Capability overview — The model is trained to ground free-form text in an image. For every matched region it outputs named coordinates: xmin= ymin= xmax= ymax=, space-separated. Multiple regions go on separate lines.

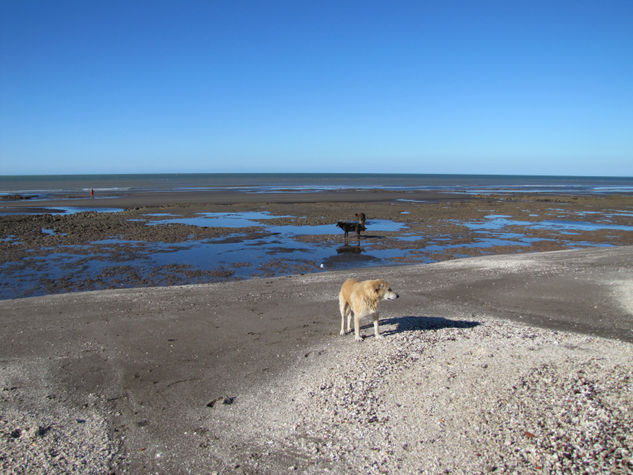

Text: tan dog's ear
xmin=374 ymin=281 xmax=383 ymax=293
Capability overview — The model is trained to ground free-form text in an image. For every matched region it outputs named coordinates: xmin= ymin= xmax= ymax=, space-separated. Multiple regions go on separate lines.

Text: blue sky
xmin=1 ymin=0 xmax=632 ymax=176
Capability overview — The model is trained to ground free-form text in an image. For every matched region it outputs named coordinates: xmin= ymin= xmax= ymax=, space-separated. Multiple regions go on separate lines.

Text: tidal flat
xmin=1 ymin=190 xmax=632 ymax=299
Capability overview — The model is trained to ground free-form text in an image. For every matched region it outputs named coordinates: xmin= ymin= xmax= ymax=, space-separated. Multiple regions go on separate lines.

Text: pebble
xmin=223 ymin=316 xmax=633 ymax=473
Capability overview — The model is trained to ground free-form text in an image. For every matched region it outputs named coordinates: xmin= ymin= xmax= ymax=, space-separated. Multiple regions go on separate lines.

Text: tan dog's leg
xmin=346 ymin=309 xmax=353 ymax=334
xmin=354 ymin=312 xmax=362 ymax=341
xmin=339 ymin=296 xmax=348 ymax=335
xmin=373 ymin=312 xmax=383 ymax=339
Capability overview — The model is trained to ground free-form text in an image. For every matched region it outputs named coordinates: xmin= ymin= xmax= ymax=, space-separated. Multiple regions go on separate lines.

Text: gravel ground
xmin=0 ymin=361 xmax=120 ymax=473
xmin=212 ymin=315 xmax=633 ymax=473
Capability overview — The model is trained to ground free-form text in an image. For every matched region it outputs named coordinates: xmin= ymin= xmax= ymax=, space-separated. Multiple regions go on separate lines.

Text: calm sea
xmin=1 ymin=173 xmax=633 ymax=197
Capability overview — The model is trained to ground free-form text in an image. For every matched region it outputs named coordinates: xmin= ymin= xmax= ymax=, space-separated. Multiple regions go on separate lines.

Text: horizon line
xmin=2 ymin=171 xmax=633 ymax=179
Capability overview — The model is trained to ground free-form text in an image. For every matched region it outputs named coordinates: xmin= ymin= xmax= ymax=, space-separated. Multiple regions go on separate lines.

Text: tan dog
xmin=339 ymin=278 xmax=399 ymax=341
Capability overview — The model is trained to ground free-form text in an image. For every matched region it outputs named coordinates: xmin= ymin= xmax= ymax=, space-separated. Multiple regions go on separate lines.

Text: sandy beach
xmin=1 ymin=245 xmax=632 ymax=473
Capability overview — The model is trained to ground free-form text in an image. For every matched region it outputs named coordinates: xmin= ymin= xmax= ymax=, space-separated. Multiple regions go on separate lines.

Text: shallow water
xmin=0 ymin=206 xmax=124 ymax=216
xmin=1 ymin=233 xmax=415 ymax=299
xmin=145 ymin=212 xmax=407 ymax=235
xmin=2 ymin=209 xmax=631 ymax=300
xmin=463 ymin=215 xmax=633 ymax=232
xmin=147 ymin=211 xmax=276 ymax=228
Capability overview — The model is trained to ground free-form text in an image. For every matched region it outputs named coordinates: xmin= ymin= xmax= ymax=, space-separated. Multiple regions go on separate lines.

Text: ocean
xmin=2 ymin=173 xmax=633 ymax=198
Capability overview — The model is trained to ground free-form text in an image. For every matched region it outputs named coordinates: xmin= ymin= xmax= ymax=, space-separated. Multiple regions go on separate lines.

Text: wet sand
xmin=1 ymin=246 xmax=632 ymax=473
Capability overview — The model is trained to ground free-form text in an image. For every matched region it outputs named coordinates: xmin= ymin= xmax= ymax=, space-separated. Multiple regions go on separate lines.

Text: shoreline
xmin=1 ymin=246 xmax=632 ymax=472
xmin=0 ymin=188 xmax=467 ymax=209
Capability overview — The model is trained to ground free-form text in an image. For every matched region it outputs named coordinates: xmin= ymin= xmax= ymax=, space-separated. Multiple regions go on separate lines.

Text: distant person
xmin=90 ymin=188 xmax=95 ymax=199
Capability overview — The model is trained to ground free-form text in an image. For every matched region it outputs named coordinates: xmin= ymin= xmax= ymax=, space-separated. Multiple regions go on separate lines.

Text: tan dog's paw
xmin=354 ymin=335 xmax=363 ymax=342
xmin=375 ymin=334 xmax=384 ymax=340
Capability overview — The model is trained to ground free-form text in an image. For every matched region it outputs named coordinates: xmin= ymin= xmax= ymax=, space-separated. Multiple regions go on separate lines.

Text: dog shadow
xmin=375 ymin=315 xmax=481 ymax=336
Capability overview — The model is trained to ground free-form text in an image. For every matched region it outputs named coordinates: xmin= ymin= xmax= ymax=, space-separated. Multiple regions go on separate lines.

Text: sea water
xmin=2 ymin=173 xmax=633 ymax=198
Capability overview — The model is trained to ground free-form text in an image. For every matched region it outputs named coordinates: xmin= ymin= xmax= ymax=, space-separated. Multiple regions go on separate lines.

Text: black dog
xmin=337 ymin=221 xmax=366 ymax=238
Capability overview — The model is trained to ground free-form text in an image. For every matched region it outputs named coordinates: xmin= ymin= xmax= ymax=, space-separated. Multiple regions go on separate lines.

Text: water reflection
xmin=337 ymin=242 xmax=362 ymax=254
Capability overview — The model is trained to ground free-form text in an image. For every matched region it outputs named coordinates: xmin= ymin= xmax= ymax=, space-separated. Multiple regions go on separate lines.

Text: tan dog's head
xmin=373 ymin=279 xmax=399 ymax=301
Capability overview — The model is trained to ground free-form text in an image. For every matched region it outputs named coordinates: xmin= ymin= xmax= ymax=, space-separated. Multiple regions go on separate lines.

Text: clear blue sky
xmin=1 ymin=0 xmax=632 ymax=176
